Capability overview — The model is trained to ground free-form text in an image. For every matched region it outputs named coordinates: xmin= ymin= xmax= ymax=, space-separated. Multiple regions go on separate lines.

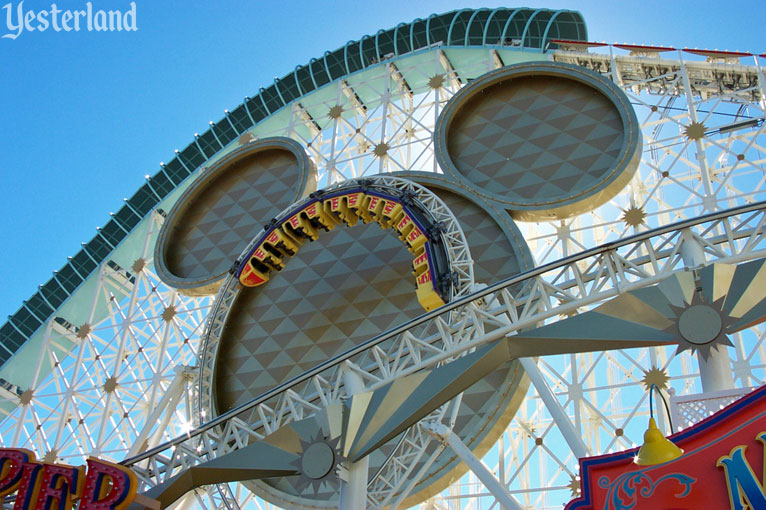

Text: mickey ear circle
xmin=434 ymin=62 xmax=641 ymax=221
xmin=154 ymin=137 xmax=316 ymax=295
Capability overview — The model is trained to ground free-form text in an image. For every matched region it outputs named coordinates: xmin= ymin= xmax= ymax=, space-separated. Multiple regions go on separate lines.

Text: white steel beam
xmin=340 ymin=79 xmax=366 ymax=114
xmin=389 ymin=62 xmax=413 ymax=98
xmin=293 ymin=102 xmax=322 ymax=138
xmin=677 ymin=52 xmax=715 ymax=209
xmin=438 ymin=49 xmax=462 ymax=90
xmin=519 ymin=358 xmax=589 ymax=460
xmin=425 ymin=423 xmax=524 ymax=510
xmin=127 ymin=366 xmax=193 ymax=457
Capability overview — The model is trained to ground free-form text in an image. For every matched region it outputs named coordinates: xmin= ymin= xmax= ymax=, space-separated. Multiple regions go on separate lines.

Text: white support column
xmin=697 ymin=348 xmax=735 ymax=393
xmin=519 ymin=358 xmax=589 ymax=460
xmin=680 ymin=228 xmax=735 ymax=392
xmin=339 ymin=363 xmax=369 ymax=510
xmin=425 ymin=423 xmax=524 ymax=510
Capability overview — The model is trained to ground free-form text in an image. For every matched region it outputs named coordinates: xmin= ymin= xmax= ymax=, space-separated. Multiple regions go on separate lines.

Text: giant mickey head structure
xmin=148 ymin=62 xmax=654 ymax=509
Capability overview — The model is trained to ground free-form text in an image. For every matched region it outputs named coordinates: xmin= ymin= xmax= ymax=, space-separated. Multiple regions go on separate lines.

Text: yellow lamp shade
xmin=634 ymin=417 xmax=683 ymax=466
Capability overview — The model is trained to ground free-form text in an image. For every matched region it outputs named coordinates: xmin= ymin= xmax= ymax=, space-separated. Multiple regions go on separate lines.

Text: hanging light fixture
xmin=635 ymin=384 xmax=684 ymax=466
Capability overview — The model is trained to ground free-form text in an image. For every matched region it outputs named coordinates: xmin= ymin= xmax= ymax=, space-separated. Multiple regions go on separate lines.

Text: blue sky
xmin=1 ymin=0 xmax=764 ymax=321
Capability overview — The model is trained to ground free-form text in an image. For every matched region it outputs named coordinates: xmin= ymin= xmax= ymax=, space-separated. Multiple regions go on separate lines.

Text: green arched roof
xmin=0 ymin=7 xmax=586 ymax=366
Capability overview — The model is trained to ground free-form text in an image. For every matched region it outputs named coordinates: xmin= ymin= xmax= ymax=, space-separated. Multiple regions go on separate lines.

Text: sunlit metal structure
xmin=1 ymin=7 xmax=765 ymax=510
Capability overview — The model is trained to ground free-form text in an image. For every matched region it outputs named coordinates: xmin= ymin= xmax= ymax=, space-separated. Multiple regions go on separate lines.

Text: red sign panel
xmin=566 ymin=385 xmax=766 ymax=510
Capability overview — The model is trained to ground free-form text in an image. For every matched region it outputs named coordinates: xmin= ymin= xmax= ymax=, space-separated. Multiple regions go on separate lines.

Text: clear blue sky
xmin=1 ymin=0 xmax=764 ymax=321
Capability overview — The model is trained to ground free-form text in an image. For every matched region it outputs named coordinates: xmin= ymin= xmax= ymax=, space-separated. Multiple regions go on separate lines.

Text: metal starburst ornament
xmin=290 ymin=433 xmax=345 ymax=494
xmin=567 ymin=475 xmax=581 ymax=497
xmin=665 ymin=290 xmax=737 ymax=360
xmin=684 ymin=121 xmax=707 ymax=140
xmin=622 ymin=205 xmax=647 ymax=227
xmin=503 ymin=259 xmax=766 ymax=364
xmin=641 ymin=367 xmax=670 ymax=391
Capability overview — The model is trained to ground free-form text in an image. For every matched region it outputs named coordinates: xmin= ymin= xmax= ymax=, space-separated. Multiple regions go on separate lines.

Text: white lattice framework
xmin=0 ymin=46 xmax=764 ymax=510
xmin=668 ymin=386 xmax=754 ymax=431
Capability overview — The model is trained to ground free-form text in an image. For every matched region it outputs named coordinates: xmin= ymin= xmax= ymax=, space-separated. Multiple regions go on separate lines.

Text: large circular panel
xmin=154 ymin=137 xmax=316 ymax=295
xmin=207 ymin=175 xmax=532 ymax=509
xmin=434 ymin=62 xmax=641 ymax=221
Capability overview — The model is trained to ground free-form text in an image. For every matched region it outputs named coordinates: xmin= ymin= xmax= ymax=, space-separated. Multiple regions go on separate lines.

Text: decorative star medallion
xmin=328 ymin=104 xmax=344 ymax=119
xmin=665 ymin=291 xmax=736 ymax=360
xmin=428 ymin=74 xmax=445 ymax=89
xmin=622 ymin=205 xmax=646 ymax=227
xmin=291 ymin=433 xmax=345 ymax=493
xmin=373 ymin=142 xmax=390 ymax=158
xmin=684 ymin=121 xmax=707 ymax=140
xmin=641 ymin=367 xmax=670 ymax=391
